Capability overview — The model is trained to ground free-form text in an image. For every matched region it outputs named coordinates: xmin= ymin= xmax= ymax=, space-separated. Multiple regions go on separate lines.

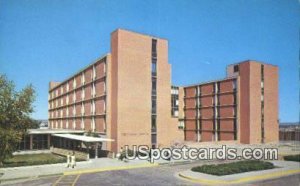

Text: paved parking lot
xmin=5 ymin=162 xmax=300 ymax=186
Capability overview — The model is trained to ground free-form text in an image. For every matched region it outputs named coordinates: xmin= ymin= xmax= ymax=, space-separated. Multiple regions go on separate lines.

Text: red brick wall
xmin=185 ymin=131 xmax=196 ymax=141
xmin=201 ymin=132 xmax=213 ymax=142
xmin=202 ymin=120 xmax=213 ymax=130
xmin=201 ymin=84 xmax=214 ymax=94
xmin=185 ymin=120 xmax=196 ymax=130
xmin=185 ymin=87 xmax=196 ymax=97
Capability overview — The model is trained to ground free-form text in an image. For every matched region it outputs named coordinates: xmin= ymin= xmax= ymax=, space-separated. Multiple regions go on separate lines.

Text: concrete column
xmin=47 ymin=134 xmax=51 ymax=149
xmin=29 ymin=134 xmax=33 ymax=150
xmin=95 ymin=143 xmax=98 ymax=159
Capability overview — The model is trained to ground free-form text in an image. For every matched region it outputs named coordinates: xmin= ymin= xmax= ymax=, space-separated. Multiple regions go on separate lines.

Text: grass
xmin=284 ymin=154 xmax=300 ymax=162
xmin=1 ymin=153 xmax=84 ymax=168
xmin=191 ymin=160 xmax=275 ymax=176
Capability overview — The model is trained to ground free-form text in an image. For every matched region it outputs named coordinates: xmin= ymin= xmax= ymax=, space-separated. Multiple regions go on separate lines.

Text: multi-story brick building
xmin=183 ymin=61 xmax=279 ymax=144
xmin=48 ymin=29 xmax=183 ymax=153
xmin=47 ymin=29 xmax=279 ymax=156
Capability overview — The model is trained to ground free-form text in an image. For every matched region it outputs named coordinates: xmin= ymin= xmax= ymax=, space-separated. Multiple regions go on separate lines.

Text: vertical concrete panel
xmin=239 ymin=62 xmax=251 ymax=143
xmin=264 ymin=65 xmax=279 ymax=143
xmin=249 ymin=62 xmax=262 ymax=144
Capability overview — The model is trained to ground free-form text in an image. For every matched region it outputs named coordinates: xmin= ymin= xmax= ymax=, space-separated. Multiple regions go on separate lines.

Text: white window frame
xmin=73 ymin=78 xmax=76 ymax=88
xmin=73 ymin=119 xmax=76 ymax=129
xmin=91 ymin=117 xmax=95 ymax=132
xmin=66 ymin=107 xmax=69 ymax=117
xmin=73 ymin=105 xmax=76 ymax=116
xmin=81 ymin=88 xmax=85 ymax=100
xmin=93 ymin=65 xmax=96 ymax=79
xmin=81 ymin=118 xmax=84 ymax=129
xmin=73 ymin=91 xmax=76 ymax=102
xmin=81 ymin=103 xmax=85 ymax=115
xmin=92 ymin=83 xmax=96 ymax=97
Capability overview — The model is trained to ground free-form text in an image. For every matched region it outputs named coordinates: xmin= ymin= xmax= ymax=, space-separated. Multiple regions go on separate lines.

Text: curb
xmin=178 ymin=169 xmax=300 ymax=185
xmin=0 ymin=173 xmax=63 ymax=183
xmin=63 ymin=163 xmax=159 ymax=175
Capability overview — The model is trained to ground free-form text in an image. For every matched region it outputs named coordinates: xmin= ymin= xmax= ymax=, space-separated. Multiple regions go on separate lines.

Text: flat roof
xmin=49 ymin=53 xmax=110 ymax=91
xmin=182 ymin=76 xmax=237 ymax=88
xmin=52 ymin=133 xmax=114 ymax=142
xmin=28 ymin=129 xmax=84 ymax=134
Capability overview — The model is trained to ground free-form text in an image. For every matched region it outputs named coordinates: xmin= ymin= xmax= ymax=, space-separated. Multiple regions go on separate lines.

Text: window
xmin=73 ymin=92 xmax=76 ymax=102
xmin=92 ymin=83 xmax=96 ymax=97
xmin=81 ymin=118 xmax=84 ymax=129
xmin=92 ymin=101 xmax=96 ymax=114
xmin=152 ymin=39 xmax=157 ymax=58
xmin=151 ymin=134 xmax=157 ymax=144
xmin=152 ymin=100 xmax=156 ymax=114
xmin=233 ymin=80 xmax=237 ymax=91
xmin=81 ymin=103 xmax=85 ymax=115
xmin=152 ymin=62 xmax=157 ymax=76
xmin=152 ymin=79 xmax=156 ymax=91
xmin=91 ymin=117 xmax=95 ymax=131
xmin=151 ymin=116 xmax=156 ymax=132
xmin=81 ymin=88 xmax=85 ymax=99
xmin=93 ymin=66 xmax=96 ymax=79
xmin=73 ymin=106 xmax=76 ymax=115
xmin=233 ymin=65 xmax=239 ymax=72
xmin=73 ymin=78 xmax=76 ymax=88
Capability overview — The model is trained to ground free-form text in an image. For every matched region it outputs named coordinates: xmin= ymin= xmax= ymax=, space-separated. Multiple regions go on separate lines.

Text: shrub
xmin=191 ymin=160 xmax=275 ymax=176
xmin=0 ymin=153 xmax=85 ymax=168
xmin=284 ymin=154 xmax=300 ymax=162
xmin=118 ymin=149 xmax=148 ymax=161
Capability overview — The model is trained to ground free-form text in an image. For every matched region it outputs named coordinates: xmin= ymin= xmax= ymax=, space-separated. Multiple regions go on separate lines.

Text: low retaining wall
xmin=50 ymin=147 xmax=89 ymax=160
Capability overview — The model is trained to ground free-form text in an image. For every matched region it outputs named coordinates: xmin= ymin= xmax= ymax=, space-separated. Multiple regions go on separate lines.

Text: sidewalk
xmin=178 ymin=160 xmax=300 ymax=185
xmin=0 ymin=158 xmax=158 ymax=184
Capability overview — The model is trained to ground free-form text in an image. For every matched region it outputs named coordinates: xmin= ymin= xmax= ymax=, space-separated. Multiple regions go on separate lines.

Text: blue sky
xmin=0 ymin=0 xmax=299 ymax=122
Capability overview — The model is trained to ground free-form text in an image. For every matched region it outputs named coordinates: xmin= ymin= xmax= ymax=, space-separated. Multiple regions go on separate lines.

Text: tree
xmin=0 ymin=75 xmax=36 ymax=165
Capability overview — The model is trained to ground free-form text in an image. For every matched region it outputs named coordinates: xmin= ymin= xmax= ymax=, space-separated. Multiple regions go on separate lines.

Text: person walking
xmin=66 ymin=152 xmax=71 ymax=168
xmin=71 ymin=151 xmax=76 ymax=168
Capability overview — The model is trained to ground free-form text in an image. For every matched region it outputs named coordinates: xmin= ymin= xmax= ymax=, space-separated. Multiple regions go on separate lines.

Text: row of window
xmin=49 ymin=118 xmax=103 ymax=132
xmin=185 ymin=108 xmax=237 ymax=119
xmin=49 ymin=82 xmax=106 ymax=109
xmin=49 ymin=101 xmax=106 ymax=118
xmin=184 ymin=80 xmax=237 ymax=97
xmin=151 ymin=39 xmax=157 ymax=147
xmin=261 ymin=65 xmax=265 ymax=143
xmin=49 ymin=62 xmax=106 ymax=100
xmin=184 ymin=95 xmax=237 ymax=108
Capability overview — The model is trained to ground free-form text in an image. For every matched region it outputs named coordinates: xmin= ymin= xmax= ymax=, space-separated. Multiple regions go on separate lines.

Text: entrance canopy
xmin=28 ymin=129 xmax=84 ymax=134
xmin=52 ymin=133 xmax=114 ymax=143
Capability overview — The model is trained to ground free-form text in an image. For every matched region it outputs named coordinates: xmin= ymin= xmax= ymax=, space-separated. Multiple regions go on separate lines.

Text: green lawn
xmin=1 ymin=153 xmax=67 ymax=168
xmin=284 ymin=154 xmax=300 ymax=162
xmin=191 ymin=160 xmax=275 ymax=176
